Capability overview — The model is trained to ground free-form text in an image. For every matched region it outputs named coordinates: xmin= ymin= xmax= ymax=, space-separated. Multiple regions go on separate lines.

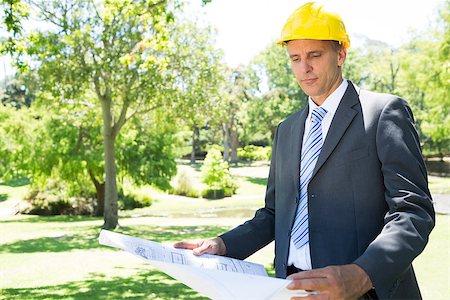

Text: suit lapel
xmin=290 ymin=107 xmax=309 ymax=192
xmin=311 ymin=82 xmax=360 ymax=179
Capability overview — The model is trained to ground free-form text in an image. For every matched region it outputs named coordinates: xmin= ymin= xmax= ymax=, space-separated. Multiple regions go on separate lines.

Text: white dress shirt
xmin=287 ymin=79 xmax=348 ymax=270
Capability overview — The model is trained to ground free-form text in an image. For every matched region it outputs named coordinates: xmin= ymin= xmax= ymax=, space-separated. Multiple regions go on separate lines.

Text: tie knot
xmin=311 ymin=107 xmax=327 ymax=123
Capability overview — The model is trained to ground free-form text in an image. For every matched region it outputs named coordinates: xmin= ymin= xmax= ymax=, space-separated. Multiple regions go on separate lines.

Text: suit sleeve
xmin=354 ymin=97 xmax=435 ymax=290
xmin=219 ymin=125 xmax=279 ymax=259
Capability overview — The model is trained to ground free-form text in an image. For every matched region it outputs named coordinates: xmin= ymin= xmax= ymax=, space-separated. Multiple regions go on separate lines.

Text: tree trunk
xmin=101 ymin=99 xmax=119 ymax=229
xmin=230 ymin=124 xmax=239 ymax=164
xmin=190 ymin=125 xmax=199 ymax=164
xmin=88 ymin=169 xmax=105 ymax=217
xmin=222 ymin=123 xmax=230 ymax=162
xmin=95 ymin=182 xmax=105 ymax=217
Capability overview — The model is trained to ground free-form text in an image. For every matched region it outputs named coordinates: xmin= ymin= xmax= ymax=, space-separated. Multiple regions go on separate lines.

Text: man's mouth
xmin=301 ymin=78 xmax=317 ymax=84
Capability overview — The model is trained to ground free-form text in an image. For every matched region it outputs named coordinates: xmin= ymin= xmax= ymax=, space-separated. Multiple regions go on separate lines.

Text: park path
xmin=433 ymin=194 xmax=450 ymax=215
xmin=0 ymin=198 xmax=21 ymax=216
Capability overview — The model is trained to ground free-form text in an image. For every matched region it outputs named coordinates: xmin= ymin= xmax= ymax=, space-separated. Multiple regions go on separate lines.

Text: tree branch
xmin=88 ymin=168 xmax=101 ymax=189
xmin=114 ymin=72 xmax=139 ymax=132
xmin=149 ymin=0 xmax=167 ymax=10
xmin=30 ymin=0 xmax=78 ymax=34
xmin=89 ymin=0 xmax=103 ymax=23
xmin=125 ymin=103 xmax=164 ymax=124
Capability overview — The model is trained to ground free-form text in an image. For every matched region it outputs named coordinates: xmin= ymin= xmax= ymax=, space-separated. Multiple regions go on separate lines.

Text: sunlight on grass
xmin=414 ymin=214 xmax=450 ymax=300
xmin=428 ymin=176 xmax=450 ymax=194
xmin=0 ymin=183 xmax=29 ymax=210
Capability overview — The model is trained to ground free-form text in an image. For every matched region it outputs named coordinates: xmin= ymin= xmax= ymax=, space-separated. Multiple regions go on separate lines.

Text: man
xmin=175 ymin=2 xmax=435 ymax=299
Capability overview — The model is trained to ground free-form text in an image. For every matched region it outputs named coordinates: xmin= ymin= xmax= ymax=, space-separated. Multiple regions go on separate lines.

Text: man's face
xmin=286 ymin=40 xmax=346 ymax=105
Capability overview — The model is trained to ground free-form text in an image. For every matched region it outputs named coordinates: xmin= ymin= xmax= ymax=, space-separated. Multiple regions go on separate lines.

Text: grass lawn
xmin=414 ymin=214 xmax=450 ymax=300
xmin=428 ymin=175 xmax=450 ymax=194
xmin=0 ymin=215 xmax=236 ymax=299
xmin=0 ymin=164 xmax=449 ymax=299
xmin=0 ymin=213 xmax=448 ymax=300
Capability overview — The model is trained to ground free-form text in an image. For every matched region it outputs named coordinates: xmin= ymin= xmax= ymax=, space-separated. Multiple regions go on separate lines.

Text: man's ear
xmin=338 ymin=47 xmax=347 ymax=67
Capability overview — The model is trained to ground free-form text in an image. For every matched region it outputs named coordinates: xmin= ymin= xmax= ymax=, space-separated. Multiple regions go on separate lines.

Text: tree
xmin=399 ymin=1 xmax=449 ymax=158
xmin=1 ymin=72 xmax=37 ymax=108
xmin=14 ymin=0 xmax=222 ymax=228
xmin=0 ymin=104 xmax=37 ymax=180
xmin=219 ymin=67 xmax=256 ymax=163
xmin=167 ymin=21 xmax=224 ymax=163
xmin=247 ymin=42 xmax=307 ymax=142
xmin=343 ymin=33 xmax=449 ymax=157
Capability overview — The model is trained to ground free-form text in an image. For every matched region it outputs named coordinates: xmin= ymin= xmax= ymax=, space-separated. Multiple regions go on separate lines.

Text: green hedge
xmin=238 ymin=145 xmax=271 ymax=161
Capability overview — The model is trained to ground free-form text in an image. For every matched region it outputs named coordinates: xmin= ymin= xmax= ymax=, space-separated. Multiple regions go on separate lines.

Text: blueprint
xmin=99 ymin=230 xmax=311 ymax=300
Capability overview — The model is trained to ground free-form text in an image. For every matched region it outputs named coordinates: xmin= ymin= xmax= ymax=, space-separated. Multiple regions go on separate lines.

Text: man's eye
xmin=311 ymin=53 xmax=321 ymax=58
xmin=291 ymin=57 xmax=300 ymax=62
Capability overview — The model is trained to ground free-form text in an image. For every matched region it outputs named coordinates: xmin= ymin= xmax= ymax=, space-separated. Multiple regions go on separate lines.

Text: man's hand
xmin=286 ymin=264 xmax=373 ymax=300
xmin=173 ymin=237 xmax=227 ymax=256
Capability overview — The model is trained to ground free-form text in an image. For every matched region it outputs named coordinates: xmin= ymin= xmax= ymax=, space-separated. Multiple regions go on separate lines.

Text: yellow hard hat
xmin=278 ymin=2 xmax=350 ymax=48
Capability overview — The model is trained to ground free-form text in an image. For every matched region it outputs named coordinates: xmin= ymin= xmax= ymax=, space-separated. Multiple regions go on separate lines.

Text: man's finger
xmin=192 ymin=242 xmax=214 ymax=255
xmin=287 ymin=269 xmax=329 ymax=280
xmin=173 ymin=241 xmax=200 ymax=250
xmin=286 ymin=276 xmax=329 ymax=291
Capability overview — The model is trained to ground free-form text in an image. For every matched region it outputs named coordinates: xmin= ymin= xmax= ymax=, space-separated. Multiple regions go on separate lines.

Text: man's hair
xmin=330 ymin=40 xmax=343 ymax=52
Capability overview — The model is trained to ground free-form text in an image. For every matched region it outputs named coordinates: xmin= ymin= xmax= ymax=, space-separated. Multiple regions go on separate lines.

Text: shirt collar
xmin=307 ymin=79 xmax=348 ymax=118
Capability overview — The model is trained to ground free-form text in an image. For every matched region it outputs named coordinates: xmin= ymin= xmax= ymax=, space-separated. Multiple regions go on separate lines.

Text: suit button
xmin=311 ymin=194 xmax=316 ymax=198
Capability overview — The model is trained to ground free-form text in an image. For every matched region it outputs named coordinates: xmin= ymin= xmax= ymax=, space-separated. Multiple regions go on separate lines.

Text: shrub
xmin=201 ymin=146 xmax=238 ymax=199
xmin=171 ymin=170 xmax=199 ymax=198
xmin=201 ymin=189 xmax=225 ymax=199
xmin=22 ymin=178 xmax=152 ymax=215
xmin=67 ymin=197 xmax=96 ymax=215
xmin=22 ymin=192 xmax=70 ymax=215
xmin=118 ymin=190 xmax=153 ymax=210
xmin=22 ymin=188 xmax=95 ymax=216
xmin=238 ymin=145 xmax=271 ymax=162
xmin=224 ymin=181 xmax=239 ymax=197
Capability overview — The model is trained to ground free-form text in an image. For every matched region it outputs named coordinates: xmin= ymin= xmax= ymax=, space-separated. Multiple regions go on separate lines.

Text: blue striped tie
xmin=291 ymin=107 xmax=327 ymax=249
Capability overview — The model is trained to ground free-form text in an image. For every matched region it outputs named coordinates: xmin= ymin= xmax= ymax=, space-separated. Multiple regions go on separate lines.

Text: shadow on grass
xmin=0 ymin=178 xmax=30 ymax=187
xmin=0 ymin=193 xmax=8 ymax=202
xmin=0 ymin=225 xmax=229 ymax=254
xmin=244 ymin=177 xmax=268 ymax=186
xmin=232 ymin=162 xmax=269 ymax=167
xmin=177 ymin=160 xmax=203 ymax=171
xmin=0 ymin=269 xmax=208 ymax=300
xmin=0 ymin=215 xmax=103 ymax=223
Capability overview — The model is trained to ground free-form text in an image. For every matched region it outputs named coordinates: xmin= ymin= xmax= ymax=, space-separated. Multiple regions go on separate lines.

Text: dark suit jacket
xmin=220 ymin=81 xmax=435 ymax=299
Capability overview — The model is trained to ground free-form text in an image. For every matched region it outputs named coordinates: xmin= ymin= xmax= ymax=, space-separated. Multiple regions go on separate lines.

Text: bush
xmin=201 ymin=146 xmax=238 ymax=199
xmin=201 ymin=189 xmax=225 ymax=199
xmin=67 ymin=197 xmax=96 ymax=215
xmin=22 ymin=178 xmax=152 ymax=214
xmin=118 ymin=190 xmax=153 ymax=210
xmin=238 ymin=145 xmax=271 ymax=162
xmin=22 ymin=192 xmax=70 ymax=215
xmin=170 ymin=170 xmax=199 ymax=198
xmin=22 ymin=188 xmax=95 ymax=216
xmin=224 ymin=181 xmax=239 ymax=197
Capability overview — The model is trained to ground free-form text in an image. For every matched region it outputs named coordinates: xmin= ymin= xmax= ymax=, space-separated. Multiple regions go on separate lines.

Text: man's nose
xmin=299 ymin=60 xmax=312 ymax=73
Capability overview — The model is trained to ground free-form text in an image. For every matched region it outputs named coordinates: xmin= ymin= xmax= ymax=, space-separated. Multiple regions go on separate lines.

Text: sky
xmin=0 ymin=0 xmax=445 ymax=80
xmin=187 ymin=0 xmax=444 ymax=67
